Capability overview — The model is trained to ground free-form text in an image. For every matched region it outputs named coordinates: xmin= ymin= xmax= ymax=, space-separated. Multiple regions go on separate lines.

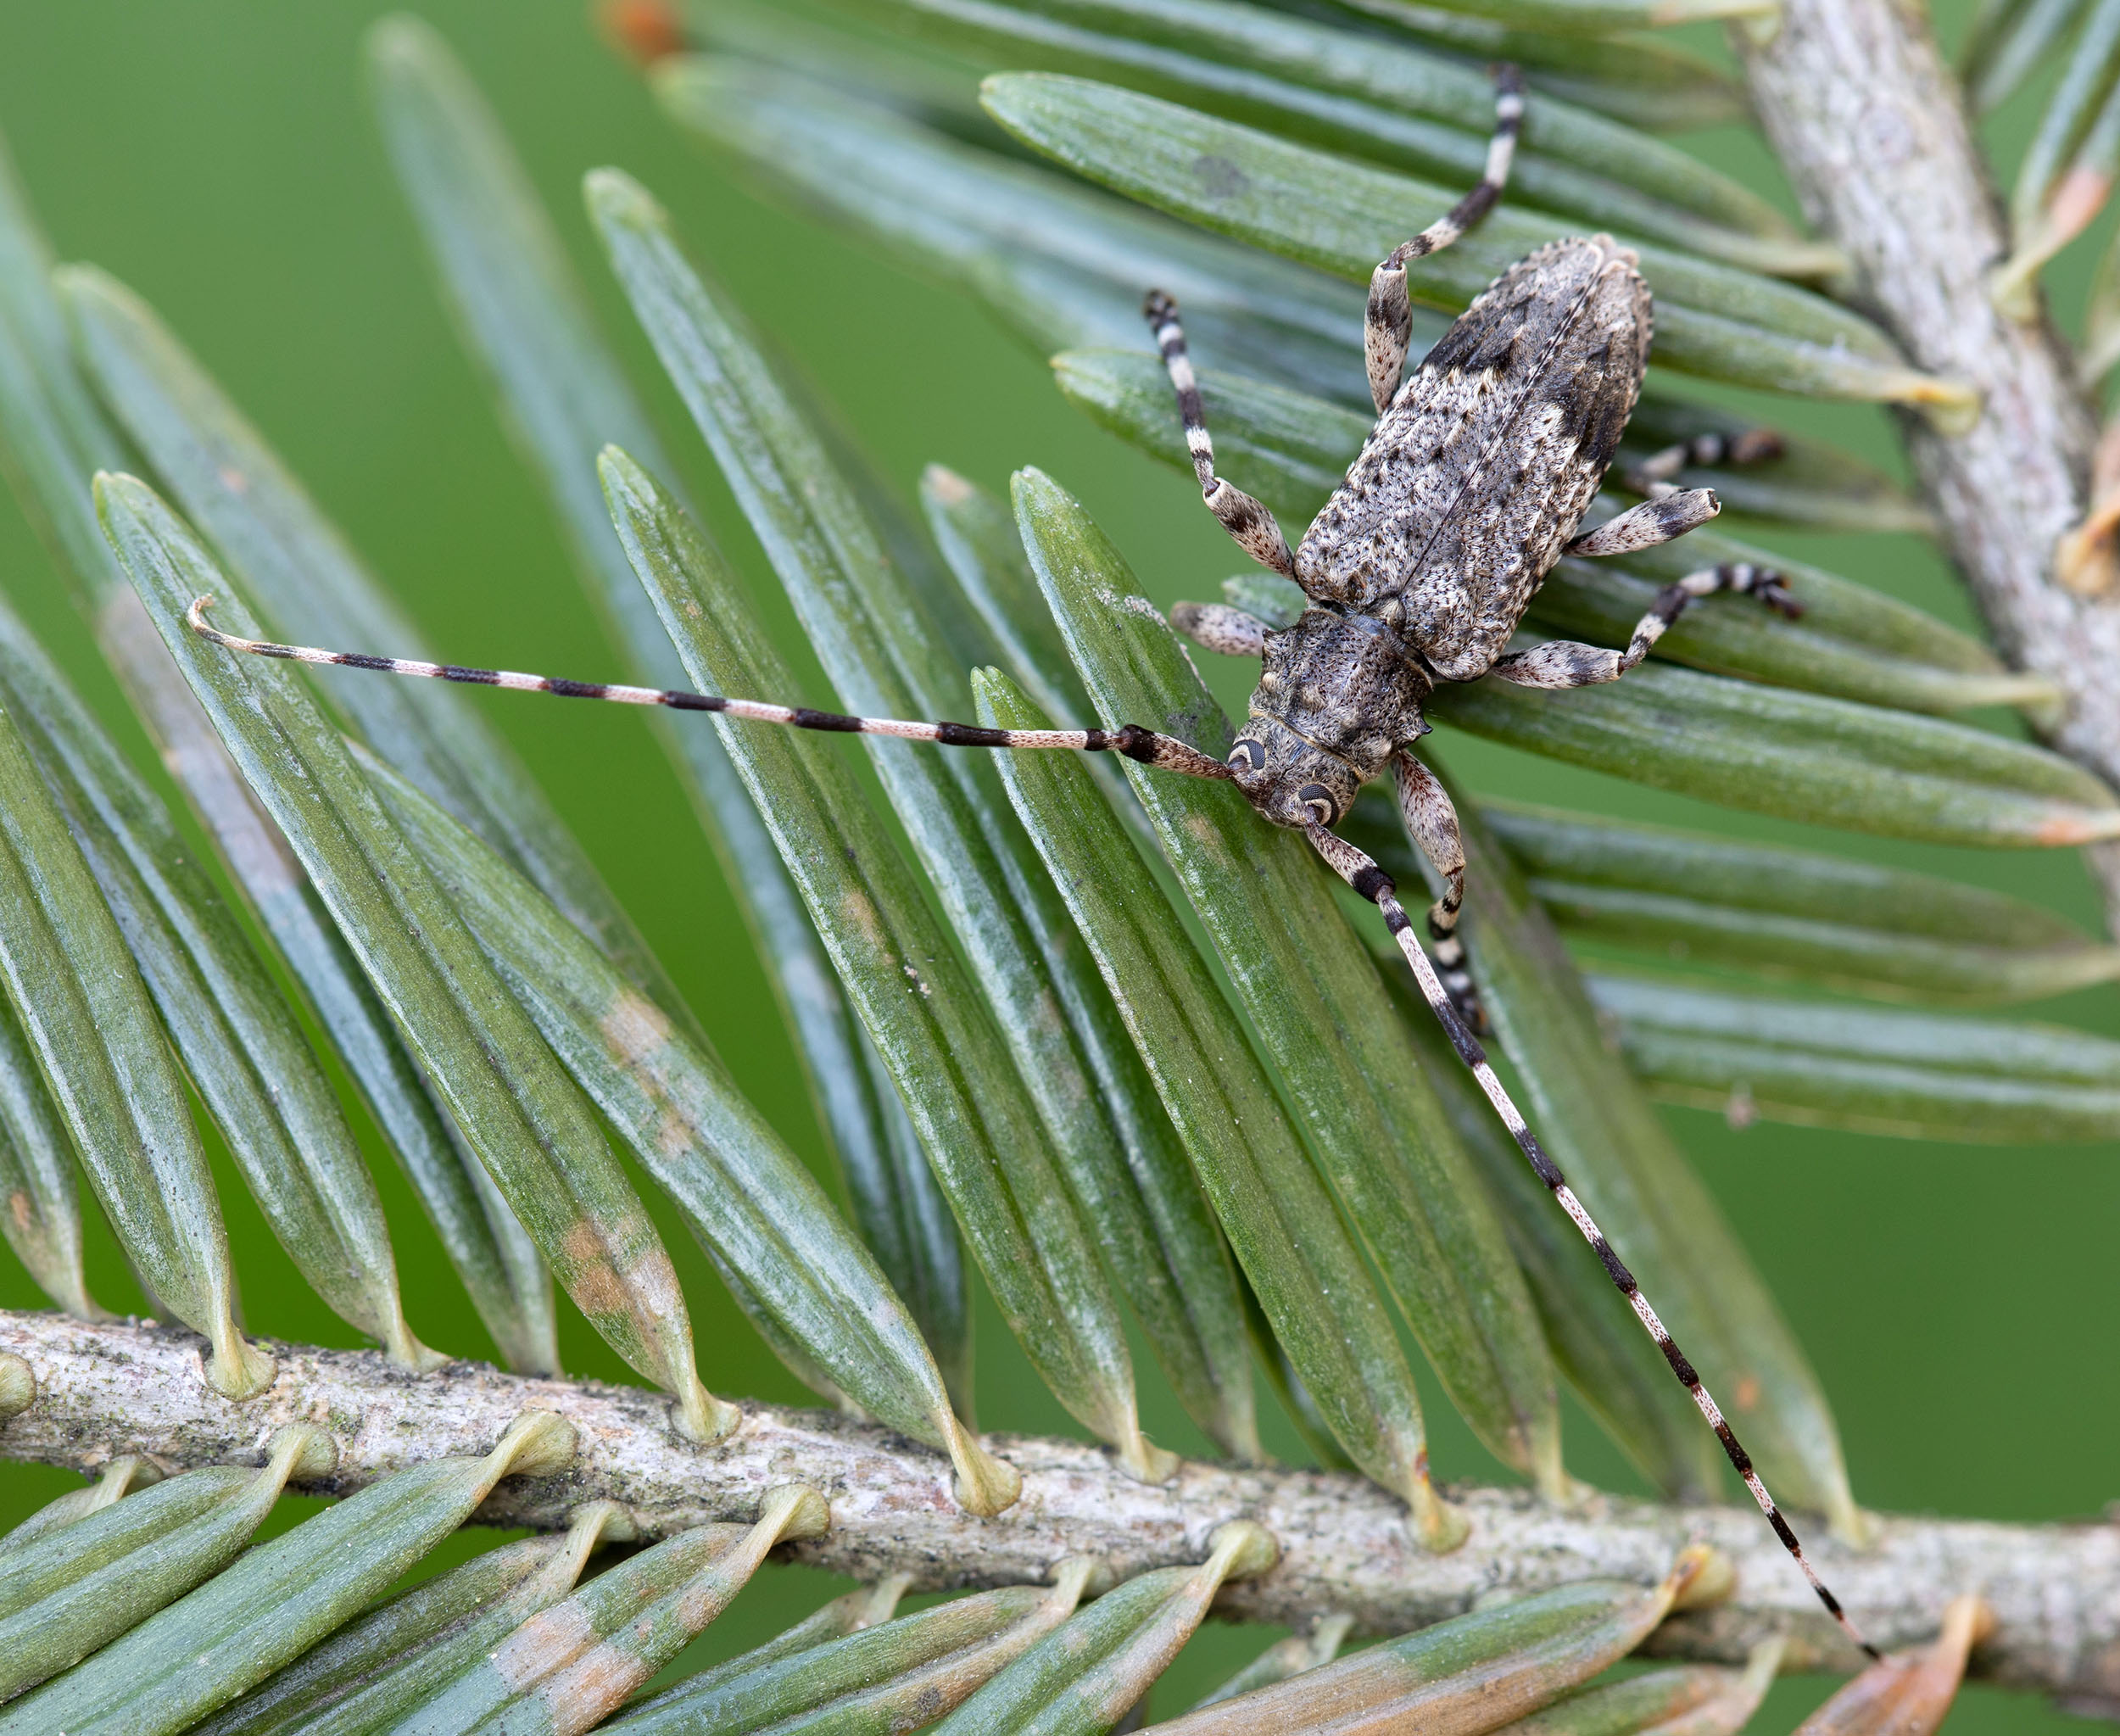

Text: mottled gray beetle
xmin=187 ymin=65 xmax=1871 ymax=1657
xmin=1150 ymin=71 xmax=1793 ymax=1026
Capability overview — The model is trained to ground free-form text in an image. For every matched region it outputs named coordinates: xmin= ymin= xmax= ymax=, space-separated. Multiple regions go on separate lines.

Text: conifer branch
xmin=5 ymin=1310 xmax=2117 ymax=1705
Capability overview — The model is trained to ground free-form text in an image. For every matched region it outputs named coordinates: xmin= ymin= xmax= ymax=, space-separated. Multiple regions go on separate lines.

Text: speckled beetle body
xmin=1149 ymin=116 xmax=1793 ymax=1014
xmin=1295 ymin=237 xmax=1649 ymax=667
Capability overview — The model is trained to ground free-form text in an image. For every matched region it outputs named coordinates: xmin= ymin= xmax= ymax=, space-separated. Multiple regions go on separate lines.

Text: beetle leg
xmin=1564 ymin=489 xmax=1720 ymax=558
xmin=1622 ymin=427 xmax=1783 ymax=498
xmin=1491 ymin=563 xmax=1801 ymax=689
xmin=1140 ymin=290 xmax=1298 ymax=579
xmin=1487 ymin=639 xmax=1629 ymax=687
xmin=1392 ymin=750 xmax=1483 ymax=1030
xmin=1170 ymin=601 xmax=1271 ymax=658
xmin=1365 ymin=65 xmax=1525 ymax=412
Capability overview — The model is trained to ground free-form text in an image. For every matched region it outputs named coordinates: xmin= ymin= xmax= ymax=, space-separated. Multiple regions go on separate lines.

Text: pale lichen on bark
xmin=4 ymin=1311 xmax=2119 ymax=1705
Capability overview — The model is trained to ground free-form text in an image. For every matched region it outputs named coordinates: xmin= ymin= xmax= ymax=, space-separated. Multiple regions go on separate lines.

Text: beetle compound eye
xmin=1297 ymin=782 xmax=1338 ymax=823
xmin=1229 ymin=739 xmax=1264 ymax=771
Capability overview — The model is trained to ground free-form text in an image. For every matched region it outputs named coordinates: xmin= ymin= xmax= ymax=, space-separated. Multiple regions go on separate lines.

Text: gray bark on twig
xmin=1737 ymin=0 xmax=2120 ymax=924
xmin=5 ymin=1311 xmax=2118 ymax=1703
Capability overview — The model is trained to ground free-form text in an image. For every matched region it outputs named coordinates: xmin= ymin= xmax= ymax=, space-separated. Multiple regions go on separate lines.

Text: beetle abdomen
xmin=1294 ymin=236 xmax=1651 ymax=681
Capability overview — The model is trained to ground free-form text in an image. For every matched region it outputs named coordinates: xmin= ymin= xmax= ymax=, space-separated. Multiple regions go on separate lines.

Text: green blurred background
xmin=0 ymin=3 xmax=2111 ymax=1727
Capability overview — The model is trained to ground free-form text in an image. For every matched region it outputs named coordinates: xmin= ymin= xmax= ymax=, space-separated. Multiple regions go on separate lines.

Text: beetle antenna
xmin=183 ymin=597 xmax=1236 ymax=782
xmin=1305 ymin=821 xmax=1882 ymax=1664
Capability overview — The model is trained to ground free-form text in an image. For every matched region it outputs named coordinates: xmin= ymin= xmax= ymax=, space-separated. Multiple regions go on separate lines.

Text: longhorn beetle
xmin=187 ymin=64 xmax=1872 ymax=1656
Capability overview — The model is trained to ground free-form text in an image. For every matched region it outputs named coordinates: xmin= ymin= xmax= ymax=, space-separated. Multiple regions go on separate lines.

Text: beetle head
xmin=1226 ymin=715 xmax=1363 ymax=829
